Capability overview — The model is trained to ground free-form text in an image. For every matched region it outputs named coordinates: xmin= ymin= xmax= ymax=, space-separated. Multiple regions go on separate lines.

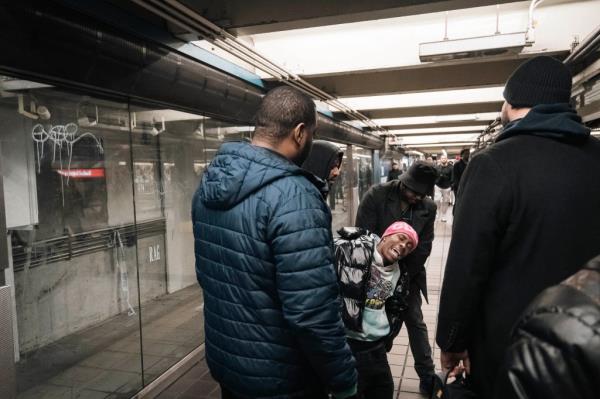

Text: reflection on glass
xmin=1 ymin=75 xmax=256 ymax=397
xmin=129 ymin=106 xmax=254 ymax=385
xmin=354 ymin=147 xmax=373 ymax=204
xmin=330 ymin=145 xmax=350 ymax=234
xmin=0 ymin=79 xmax=144 ymax=398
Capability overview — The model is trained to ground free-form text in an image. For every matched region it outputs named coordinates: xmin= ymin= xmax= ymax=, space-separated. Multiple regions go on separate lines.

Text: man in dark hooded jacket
xmin=302 ymin=139 xmax=344 ymax=199
xmin=192 ymin=86 xmax=357 ymax=399
xmin=436 ymin=56 xmax=600 ymax=398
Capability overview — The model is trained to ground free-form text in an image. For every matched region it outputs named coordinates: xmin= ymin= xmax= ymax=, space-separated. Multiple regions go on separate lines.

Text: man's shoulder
xmin=371 ymin=180 xmax=399 ymax=196
xmin=266 ymin=173 xmax=326 ymax=209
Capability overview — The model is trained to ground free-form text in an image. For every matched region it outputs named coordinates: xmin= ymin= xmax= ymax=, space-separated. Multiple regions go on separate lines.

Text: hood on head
xmin=302 ymin=140 xmax=344 ymax=181
xmin=497 ymin=103 xmax=590 ymax=144
xmin=197 ymin=141 xmax=322 ymax=210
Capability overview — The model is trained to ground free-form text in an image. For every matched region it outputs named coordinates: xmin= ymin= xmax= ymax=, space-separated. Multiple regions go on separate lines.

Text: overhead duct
xmin=0 ymin=1 xmax=262 ymax=123
xmin=0 ymin=1 xmax=382 ymax=149
xmin=419 ymin=32 xmax=528 ymax=62
xmin=317 ymin=114 xmax=383 ymax=150
xmin=419 ymin=1 xmax=545 ymax=62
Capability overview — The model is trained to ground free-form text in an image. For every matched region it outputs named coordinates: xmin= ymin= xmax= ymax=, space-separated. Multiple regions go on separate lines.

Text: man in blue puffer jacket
xmin=192 ymin=86 xmax=357 ymax=399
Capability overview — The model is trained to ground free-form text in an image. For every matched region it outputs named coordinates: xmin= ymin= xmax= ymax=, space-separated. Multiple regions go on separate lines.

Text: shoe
xmin=419 ymin=375 xmax=434 ymax=396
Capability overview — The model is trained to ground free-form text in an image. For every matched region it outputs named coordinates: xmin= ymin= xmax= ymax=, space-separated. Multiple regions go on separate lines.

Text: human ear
xmin=293 ymin=123 xmax=306 ymax=146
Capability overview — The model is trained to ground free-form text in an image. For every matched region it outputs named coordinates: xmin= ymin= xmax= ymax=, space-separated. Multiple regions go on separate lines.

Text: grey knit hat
xmin=503 ymin=56 xmax=572 ymax=107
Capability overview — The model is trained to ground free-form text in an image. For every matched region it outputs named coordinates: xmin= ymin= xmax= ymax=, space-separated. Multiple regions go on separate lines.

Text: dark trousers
xmin=398 ymin=281 xmax=435 ymax=379
xmin=349 ymin=340 xmax=394 ymax=399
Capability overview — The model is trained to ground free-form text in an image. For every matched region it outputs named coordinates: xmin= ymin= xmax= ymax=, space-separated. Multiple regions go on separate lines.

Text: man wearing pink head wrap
xmin=334 ymin=221 xmax=418 ymax=399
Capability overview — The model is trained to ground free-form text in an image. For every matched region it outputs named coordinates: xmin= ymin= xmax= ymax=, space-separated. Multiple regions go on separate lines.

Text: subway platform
xmin=156 ymin=217 xmax=453 ymax=399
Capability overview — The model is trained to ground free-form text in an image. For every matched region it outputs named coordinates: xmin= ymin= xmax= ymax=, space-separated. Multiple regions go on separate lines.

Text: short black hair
xmin=460 ymin=148 xmax=470 ymax=157
xmin=254 ymin=86 xmax=316 ymax=143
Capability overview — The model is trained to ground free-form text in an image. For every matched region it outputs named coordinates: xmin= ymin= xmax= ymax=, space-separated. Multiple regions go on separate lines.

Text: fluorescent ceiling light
xmin=406 ymin=142 xmax=477 ymax=148
xmin=372 ymin=112 xmax=499 ymax=127
xmin=339 ymin=87 xmax=504 ymax=110
xmin=400 ymin=133 xmax=479 ymax=145
xmin=389 ymin=125 xmax=488 ymax=135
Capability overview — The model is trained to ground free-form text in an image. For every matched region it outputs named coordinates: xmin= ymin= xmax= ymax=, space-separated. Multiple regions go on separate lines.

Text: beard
xmin=500 ymin=107 xmax=510 ymax=127
xmin=292 ymin=139 xmax=313 ymax=166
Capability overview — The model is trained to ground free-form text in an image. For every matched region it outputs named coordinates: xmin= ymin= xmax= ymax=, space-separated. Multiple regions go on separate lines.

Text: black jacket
xmin=355 ymin=180 xmax=436 ymax=301
xmin=436 ymin=104 xmax=600 ymax=398
xmin=494 ymin=255 xmax=600 ymax=399
xmin=451 ymin=160 xmax=467 ymax=192
xmin=436 ymin=164 xmax=453 ymax=189
xmin=387 ymin=169 xmax=402 ymax=181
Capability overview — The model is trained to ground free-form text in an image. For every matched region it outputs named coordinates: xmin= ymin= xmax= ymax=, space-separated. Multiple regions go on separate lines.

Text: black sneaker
xmin=419 ymin=375 xmax=435 ymax=396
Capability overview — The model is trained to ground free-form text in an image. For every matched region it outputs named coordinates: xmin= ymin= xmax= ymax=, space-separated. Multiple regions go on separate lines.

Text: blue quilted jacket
xmin=192 ymin=141 xmax=357 ymax=398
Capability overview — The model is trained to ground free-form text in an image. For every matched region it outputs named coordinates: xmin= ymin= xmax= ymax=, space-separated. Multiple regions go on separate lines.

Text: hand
xmin=441 ymin=350 xmax=471 ymax=377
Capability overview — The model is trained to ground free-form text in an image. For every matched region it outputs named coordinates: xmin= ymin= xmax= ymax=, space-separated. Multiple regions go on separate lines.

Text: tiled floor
xmin=158 ymin=216 xmax=453 ymax=399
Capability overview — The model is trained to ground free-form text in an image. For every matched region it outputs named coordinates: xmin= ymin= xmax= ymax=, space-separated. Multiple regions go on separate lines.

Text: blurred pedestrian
xmin=387 ymin=161 xmax=402 ymax=181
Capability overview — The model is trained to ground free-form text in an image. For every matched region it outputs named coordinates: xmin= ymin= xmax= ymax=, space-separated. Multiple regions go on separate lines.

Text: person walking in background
xmin=302 ymin=139 xmax=344 ymax=199
xmin=434 ymin=155 xmax=452 ymax=222
xmin=355 ymin=161 xmax=438 ymax=396
xmin=387 ymin=161 xmax=402 ymax=181
xmin=335 ymin=222 xmax=419 ymax=399
xmin=192 ymin=86 xmax=357 ymax=399
xmin=451 ymin=148 xmax=470 ymax=206
xmin=436 ymin=56 xmax=600 ymax=398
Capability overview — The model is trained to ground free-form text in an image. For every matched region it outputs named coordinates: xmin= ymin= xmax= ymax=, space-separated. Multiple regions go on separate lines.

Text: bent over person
xmin=335 ymin=222 xmax=419 ymax=399
xmin=192 ymin=86 xmax=357 ymax=399
xmin=355 ymin=161 xmax=438 ymax=395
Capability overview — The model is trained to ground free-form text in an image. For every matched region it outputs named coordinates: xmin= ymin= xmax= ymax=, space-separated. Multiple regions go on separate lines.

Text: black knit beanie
xmin=503 ymin=56 xmax=572 ymax=107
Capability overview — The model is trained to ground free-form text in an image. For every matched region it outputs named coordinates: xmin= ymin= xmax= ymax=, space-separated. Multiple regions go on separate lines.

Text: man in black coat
xmin=436 ymin=56 xmax=600 ymax=398
xmin=387 ymin=161 xmax=402 ymax=181
xmin=451 ymin=148 xmax=470 ymax=201
xmin=356 ymin=161 xmax=438 ymax=395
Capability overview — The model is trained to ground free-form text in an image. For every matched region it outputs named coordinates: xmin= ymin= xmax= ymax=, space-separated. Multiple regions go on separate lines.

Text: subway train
xmin=1 ymin=1 xmax=599 ymax=399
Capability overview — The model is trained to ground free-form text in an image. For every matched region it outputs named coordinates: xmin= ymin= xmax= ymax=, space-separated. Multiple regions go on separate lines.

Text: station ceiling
xmin=134 ymin=0 xmax=599 ymax=154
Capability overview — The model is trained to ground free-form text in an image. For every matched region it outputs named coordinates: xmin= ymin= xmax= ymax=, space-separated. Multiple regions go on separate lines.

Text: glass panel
xmin=354 ymin=147 xmax=373 ymax=204
xmin=328 ymin=144 xmax=351 ymax=234
xmin=0 ymin=76 xmax=144 ymax=398
xmin=129 ymin=108 xmax=249 ymax=384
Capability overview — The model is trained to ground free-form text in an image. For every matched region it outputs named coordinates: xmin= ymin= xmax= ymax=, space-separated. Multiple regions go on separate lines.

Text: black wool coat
xmin=355 ymin=180 xmax=437 ymax=301
xmin=436 ymin=105 xmax=600 ymax=399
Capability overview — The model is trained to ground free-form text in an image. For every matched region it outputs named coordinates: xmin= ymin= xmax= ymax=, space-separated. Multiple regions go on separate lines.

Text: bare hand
xmin=440 ymin=350 xmax=471 ymax=377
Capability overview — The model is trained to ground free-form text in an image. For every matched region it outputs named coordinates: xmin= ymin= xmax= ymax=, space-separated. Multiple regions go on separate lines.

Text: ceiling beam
xmin=181 ymin=0 xmax=520 ymax=35
xmin=335 ymin=101 xmax=503 ymax=120
xmin=301 ymin=52 xmax=569 ymax=97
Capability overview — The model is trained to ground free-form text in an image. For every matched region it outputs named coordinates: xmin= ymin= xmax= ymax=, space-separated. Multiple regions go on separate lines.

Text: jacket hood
xmin=198 ymin=141 xmax=323 ymax=210
xmin=302 ymin=140 xmax=344 ymax=181
xmin=496 ymin=103 xmax=590 ymax=144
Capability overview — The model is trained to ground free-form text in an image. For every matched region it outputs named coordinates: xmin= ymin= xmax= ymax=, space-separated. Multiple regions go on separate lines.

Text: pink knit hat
xmin=382 ymin=221 xmax=419 ymax=248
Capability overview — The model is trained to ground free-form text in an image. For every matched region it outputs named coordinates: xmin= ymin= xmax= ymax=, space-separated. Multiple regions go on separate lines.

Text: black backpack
xmin=333 ymin=227 xmax=375 ymax=332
